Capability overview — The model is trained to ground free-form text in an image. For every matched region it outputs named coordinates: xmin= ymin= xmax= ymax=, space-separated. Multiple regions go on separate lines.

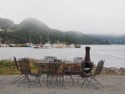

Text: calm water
xmin=0 ymin=45 xmax=125 ymax=68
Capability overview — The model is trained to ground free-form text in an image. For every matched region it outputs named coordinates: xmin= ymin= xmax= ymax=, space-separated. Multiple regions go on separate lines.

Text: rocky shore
xmin=101 ymin=67 xmax=125 ymax=76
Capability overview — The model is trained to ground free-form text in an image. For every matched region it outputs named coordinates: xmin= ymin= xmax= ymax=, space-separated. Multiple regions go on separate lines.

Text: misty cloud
xmin=0 ymin=0 xmax=125 ymax=35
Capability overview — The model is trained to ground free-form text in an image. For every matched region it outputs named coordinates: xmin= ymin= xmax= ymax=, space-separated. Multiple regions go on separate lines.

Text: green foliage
xmin=0 ymin=60 xmax=19 ymax=75
xmin=0 ymin=30 xmax=109 ymax=44
xmin=0 ymin=60 xmax=15 ymax=68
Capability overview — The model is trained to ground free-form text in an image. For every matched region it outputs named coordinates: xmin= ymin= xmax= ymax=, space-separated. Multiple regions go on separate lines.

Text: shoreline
xmin=0 ymin=59 xmax=125 ymax=76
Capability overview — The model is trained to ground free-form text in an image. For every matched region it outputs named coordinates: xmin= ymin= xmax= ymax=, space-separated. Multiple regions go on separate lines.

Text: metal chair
xmin=74 ymin=57 xmax=84 ymax=63
xmin=13 ymin=57 xmax=24 ymax=83
xmin=17 ymin=58 xmax=41 ymax=87
xmin=43 ymin=56 xmax=64 ymax=87
xmin=17 ymin=58 xmax=31 ymax=87
xmin=60 ymin=63 xmax=81 ymax=88
xmin=80 ymin=60 xmax=104 ymax=89
xmin=73 ymin=57 xmax=84 ymax=84
xmin=44 ymin=56 xmax=57 ymax=62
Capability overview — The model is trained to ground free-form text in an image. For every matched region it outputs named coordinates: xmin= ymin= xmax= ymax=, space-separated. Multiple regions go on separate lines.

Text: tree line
xmin=0 ymin=18 xmax=109 ymax=44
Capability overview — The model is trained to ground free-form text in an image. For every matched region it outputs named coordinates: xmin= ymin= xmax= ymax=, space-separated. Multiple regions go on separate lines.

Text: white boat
xmin=32 ymin=44 xmax=43 ymax=48
xmin=26 ymin=43 xmax=33 ymax=47
xmin=68 ymin=44 xmax=75 ymax=48
xmin=74 ymin=44 xmax=81 ymax=48
xmin=43 ymin=43 xmax=52 ymax=49
xmin=52 ymin=43 xmax=67 ymax=48
xmin=9 ymin=44 xmax=16 ymax=47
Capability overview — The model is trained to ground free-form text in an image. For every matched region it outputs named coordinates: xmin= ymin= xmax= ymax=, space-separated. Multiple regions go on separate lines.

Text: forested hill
xmin=91 ymin=34 xmax=125 ymax=44
xmin=0 ymin=18 xmax=14 ymax=29
xmin=0 ymin=18 xmax=124 ymax=44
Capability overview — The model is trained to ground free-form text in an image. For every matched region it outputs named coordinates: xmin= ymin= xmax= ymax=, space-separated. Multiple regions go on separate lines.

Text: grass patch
xmin=0 ymin=59 xmax=19 ymax=75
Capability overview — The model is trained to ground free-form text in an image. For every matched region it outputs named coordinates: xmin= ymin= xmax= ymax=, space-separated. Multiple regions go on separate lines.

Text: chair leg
xmin=38 ymin=77 xmax=42 ymax=87
xmin=26 ymin=75 xmax=31 ymax=88
xmin=77 ymin=76 xmax=80 ymax=84
xmin=32 ymin=76 xmax=42 ymax=87
xmin=69 ymin=75 xmax=74 ymax=85
xmin=86 ymin=76 xmax=103 ymax=89
xmin=32 ymin=76 xmax=37 ymax=82
xmin=87 ymin=77 xmax=92 ymax=86
xmin=81 ymin=77 xmax=91 ymax=88
xmin=92 ymin=77 xmax=103 ymax=87
xmin=46 ymin=75 xmax=49 ymax=87
xmin=61 ymin=75 xmax=65 ymax=89
xmin=81 ymin=77 xmax=97 ymax=89
xmin=56 ymin=75 xmax=58 ymax=82
xmin=50 ymin=75 xmax=53 ymax=85
xmin=64 ymin=74 xmax=74 ymax=86
xmin=86 ymin=77 xmax=97 ymax=89
xmin=81 ymin=78 xmax=86 ymax=88
xmin=17 ymin=74 xmax=31 ymax=87
xmin=17 ymin=75 xmax=27 ymax=87
xmin=59 ymin=75 xmax=62 ymax=82
xmin=13 ymin=74 xmax=24 ymax=83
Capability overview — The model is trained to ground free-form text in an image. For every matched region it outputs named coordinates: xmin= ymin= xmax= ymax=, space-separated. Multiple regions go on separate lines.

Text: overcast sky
xmin=0 ymin=0 xmax=125 ymax=35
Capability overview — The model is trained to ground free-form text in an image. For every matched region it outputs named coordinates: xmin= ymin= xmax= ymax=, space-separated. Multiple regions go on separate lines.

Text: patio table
xmin=31 ymin=59 xmax=82 ymax=87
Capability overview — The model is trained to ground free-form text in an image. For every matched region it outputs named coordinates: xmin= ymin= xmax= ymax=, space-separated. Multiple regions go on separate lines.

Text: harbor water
xmin=0 ymin=45 xmax=125 ymax=68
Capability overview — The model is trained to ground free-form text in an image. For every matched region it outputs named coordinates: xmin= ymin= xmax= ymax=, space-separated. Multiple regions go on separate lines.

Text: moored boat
xmin=74 ymin=44 xmax=81 ymax=48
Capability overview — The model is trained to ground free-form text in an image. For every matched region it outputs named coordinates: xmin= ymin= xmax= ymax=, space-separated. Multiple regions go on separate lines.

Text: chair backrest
xmin=18 ymin=58 xmax=31 ymax=74
xmin=14 ymin=57 xmax=19 ymax=70
xmin=94 ymin=60 xmax=104 ymax=75
xmin=44 ymin=56 xmax=57 ymax=62
xmin=74 ymin=57 xmax=84 ymax=63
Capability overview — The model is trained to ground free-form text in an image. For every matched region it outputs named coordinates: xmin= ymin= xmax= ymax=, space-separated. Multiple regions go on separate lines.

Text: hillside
xmin=0 ymin=17 xmax=124 ymax=44
xmin=19 ymin=18 xmax=50 ymax=32
xmin=91 ymin=34 xmax=125 ymax=44
xmin=0 ymin=18 xmax=14 ymax=29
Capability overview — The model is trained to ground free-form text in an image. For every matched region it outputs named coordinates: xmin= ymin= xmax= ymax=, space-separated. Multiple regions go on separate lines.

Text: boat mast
xmin=39 ymin=35 xmax=42 ymax=46
xmin=0 ymin=36 xmax=1 ymax=47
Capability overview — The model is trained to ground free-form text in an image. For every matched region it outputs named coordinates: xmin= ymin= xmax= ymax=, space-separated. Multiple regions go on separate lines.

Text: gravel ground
xmin=0 ymin=75 xmax=125 ymax=94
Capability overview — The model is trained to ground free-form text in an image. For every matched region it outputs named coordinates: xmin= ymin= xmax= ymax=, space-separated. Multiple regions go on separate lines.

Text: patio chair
xmin=77 ymin=60 xmax=94 ymax=83
xmin=13 ymin=57 xmax=23 ymax=83
xmin=74 ymin=57 xmax=84 ymax=63
xmin=46 ymin=62 xmax=62 ymax=86
xmin=42 ymin=56 xmax=57 ymax=79
xmin=17 ymin=58 xmax=41 ymax=87
xmin=42 ymin=56 xmax=63 ymax=87
xmin=73 ymin=57 xmax=84 ymax=83
xmin=60 ymin=63 xmax=81 ymax=87
xmin=80 ymin=60 xmax=104 ymax=89
xmin=44 ymin=56 xmax=57 ymax=62
xmin=14 ymin=57 xmax=19 ymax=70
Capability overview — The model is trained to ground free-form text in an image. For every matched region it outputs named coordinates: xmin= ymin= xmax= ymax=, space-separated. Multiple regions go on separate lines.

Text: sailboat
xmin=42 ymin=32 xmax=52 ymax=49
xmin=43 ymin=43 xmax=51 ymax=49
xmin=0 ymin=36 xmax=2 ymax=47
xmin=27 ymin=36 xmax=33 ymax=47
